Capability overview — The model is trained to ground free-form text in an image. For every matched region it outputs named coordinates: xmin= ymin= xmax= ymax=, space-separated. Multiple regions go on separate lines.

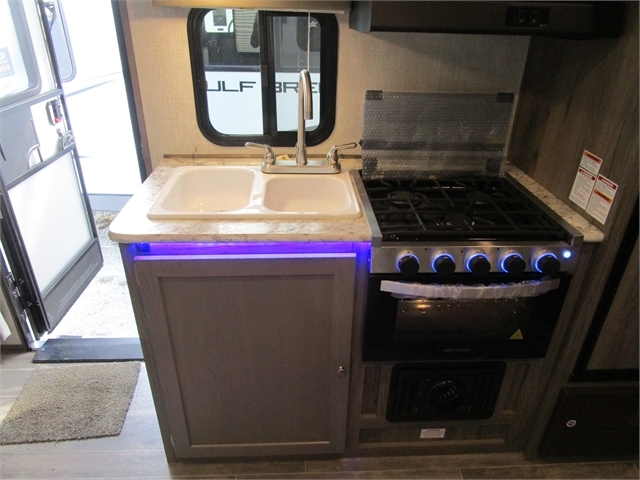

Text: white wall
xmin=125 ymin=1 xmax=530 ymax=169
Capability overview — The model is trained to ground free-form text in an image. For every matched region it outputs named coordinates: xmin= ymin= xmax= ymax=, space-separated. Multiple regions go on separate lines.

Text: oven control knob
xmin=533 ymin=251 xmax=561 ymax=275
xmin=432 ymin=253 xmax=456 ymax=276
xmin=467 ymin=253 xmax=491 ymax=275
xmin=501 ymin=252 xmax=526 ymax=274
xmin=397 ymin=254 xmax=420 ymax=277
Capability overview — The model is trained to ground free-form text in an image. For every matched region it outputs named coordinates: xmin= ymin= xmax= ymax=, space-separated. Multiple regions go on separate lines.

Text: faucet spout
xmin=296 ymin=69 xmax=312 ymax=166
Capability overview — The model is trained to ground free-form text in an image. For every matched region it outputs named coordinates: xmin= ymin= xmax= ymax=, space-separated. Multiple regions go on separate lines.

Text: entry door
xmin=0 ymin=0 xmax=102 ymax=342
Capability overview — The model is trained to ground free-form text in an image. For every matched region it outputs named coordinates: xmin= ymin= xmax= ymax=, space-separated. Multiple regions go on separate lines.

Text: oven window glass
xmin=394 ymin=298 xmax=533 ymax=341
xmin=363 ymin=273 xmax=572 ymax=361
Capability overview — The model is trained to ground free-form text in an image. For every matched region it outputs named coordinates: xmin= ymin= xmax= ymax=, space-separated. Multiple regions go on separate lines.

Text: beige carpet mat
xmin=0 ymin=362 xmax=141 ymax=444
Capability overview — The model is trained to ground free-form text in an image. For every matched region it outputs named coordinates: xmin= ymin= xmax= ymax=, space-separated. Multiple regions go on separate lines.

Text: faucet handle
xmin=245 ymin=142 xmax=276 ymax=165
xmin=326 ymin=142 xmax=357 ymax=165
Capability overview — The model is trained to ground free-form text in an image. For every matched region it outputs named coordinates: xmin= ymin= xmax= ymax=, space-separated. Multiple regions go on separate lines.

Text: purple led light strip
xmin=130 ymin=242 xmax=370 ymax=257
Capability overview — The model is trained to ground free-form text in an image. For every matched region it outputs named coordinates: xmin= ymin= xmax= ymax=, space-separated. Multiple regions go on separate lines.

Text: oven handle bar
xmin=380 ymin=278 xmax=561 ymax=300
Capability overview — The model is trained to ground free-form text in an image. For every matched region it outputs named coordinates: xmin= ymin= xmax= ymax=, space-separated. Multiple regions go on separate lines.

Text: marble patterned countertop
xmin=502 ymin=161 xmax=604 ymax=243
xmin=108 ymin=156 xmax=604 ymax=244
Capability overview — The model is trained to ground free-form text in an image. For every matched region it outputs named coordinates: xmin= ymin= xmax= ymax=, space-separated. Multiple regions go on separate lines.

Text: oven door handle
xmin=380 ymin=278 xmax=561 ymax=300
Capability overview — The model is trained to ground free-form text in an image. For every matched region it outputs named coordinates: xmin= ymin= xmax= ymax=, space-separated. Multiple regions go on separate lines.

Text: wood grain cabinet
xmin=132 ymin=253 xmax=356 ymax=459
xmin=538 ymin=386 xmax=639 ymax=457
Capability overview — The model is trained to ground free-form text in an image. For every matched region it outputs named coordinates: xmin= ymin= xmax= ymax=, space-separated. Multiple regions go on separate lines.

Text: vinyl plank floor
xmin=0 ymin=368 xmax=35 ymax=397
xmin=460 ymin=461 xmax=640 ymax=479
xmin=0 ymin=449 xmax=174 ymax=478
xmin=0 ymin=351 xmax=38 ymax=369
xmin=306 ymin=452 xmax=529 ymax=473
xmin=45 ymin=478 xmax=235 ymax=480
xmin=238 ymin=468 xmax=464 ymax=479
xmin=0 ymin=351 xmax=637 ymax=479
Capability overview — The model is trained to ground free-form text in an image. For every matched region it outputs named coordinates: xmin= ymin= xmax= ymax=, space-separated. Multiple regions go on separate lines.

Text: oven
xmin=363 ymin=271 xmax=572 ymax=361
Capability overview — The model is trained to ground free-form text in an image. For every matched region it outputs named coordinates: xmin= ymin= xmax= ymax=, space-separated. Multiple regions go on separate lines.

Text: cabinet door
xmin=134 ymin=253 xmax=355 ymax=459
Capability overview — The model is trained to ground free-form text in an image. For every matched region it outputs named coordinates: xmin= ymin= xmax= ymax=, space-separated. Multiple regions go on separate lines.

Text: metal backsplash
xmin=361 ymin=91 xmax=514 ymax=180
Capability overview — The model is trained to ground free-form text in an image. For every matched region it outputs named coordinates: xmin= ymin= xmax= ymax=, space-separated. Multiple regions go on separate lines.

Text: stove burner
xmin=388 ymin=190 xmax=427 ymax=205
xmin=443 ymin=213 xmax=473 ymax=228
xmin=467 ymin=190 xmax=495 ymax=206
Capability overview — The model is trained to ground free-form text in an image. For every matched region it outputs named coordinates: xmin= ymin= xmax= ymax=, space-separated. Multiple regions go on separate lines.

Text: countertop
xmin=502 ymin=161 xmax=604 ymax=243
xmin=108 ymin=156 xmax=604 ymax=244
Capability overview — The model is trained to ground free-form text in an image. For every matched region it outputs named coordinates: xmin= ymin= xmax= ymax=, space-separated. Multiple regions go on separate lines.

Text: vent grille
xmin=387 ymin=362 xmax=506 ymax=422
xmin=426 ymin=381 xmax=465 ymax=413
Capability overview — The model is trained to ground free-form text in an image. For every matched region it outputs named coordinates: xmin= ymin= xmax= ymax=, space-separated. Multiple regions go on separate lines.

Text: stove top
xmin=361 ymin=175 xmax=570 ymax=243
xmin=351 ymin=171 xmax=583 ymax=275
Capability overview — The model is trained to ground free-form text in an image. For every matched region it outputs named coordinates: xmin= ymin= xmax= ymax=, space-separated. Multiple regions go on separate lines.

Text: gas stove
xmin=357 ymin=91 xmax=581 ymax=363
xmin=351 ymin=170 xmax=583 ymax=276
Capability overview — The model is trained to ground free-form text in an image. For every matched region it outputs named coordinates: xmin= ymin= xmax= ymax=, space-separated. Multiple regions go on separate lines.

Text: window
xmin=0 ymin=0 xmax=41 ymax=107
xmin=43 ymin=0 xmax=77 ymax=83
xmin=188 ymin=9 xmax=338 ymax=147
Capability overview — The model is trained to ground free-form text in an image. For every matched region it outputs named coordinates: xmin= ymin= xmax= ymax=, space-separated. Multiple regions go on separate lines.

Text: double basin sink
xmin=147 ymin=166 xmax=361 ymax=219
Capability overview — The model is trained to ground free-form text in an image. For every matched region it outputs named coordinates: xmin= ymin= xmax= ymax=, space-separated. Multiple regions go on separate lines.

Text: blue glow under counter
xmin=130 ymin=241 xmax=371 ymax=258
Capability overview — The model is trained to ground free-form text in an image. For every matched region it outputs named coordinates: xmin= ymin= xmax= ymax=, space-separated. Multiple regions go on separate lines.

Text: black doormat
xmin=33 ymin=337 xmax=143 ymax=363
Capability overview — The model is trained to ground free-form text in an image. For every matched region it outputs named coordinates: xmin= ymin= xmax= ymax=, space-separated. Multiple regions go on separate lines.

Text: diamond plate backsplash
xmin=361 ymin=91 xmax=514 ymax=180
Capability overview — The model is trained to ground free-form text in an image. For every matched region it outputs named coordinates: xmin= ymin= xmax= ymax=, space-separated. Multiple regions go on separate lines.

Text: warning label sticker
xmin=509 ymin=329 xmax=524 ymax=340
xmin=580 ymin=150 xmax=603 ymax=176
xmin=569 ymin=167 xmax=597 ymax=209
xmin=420 ymin=428 xmax=446 ymax=439
xmin=586 ymin=175 xmax=618 ymax=224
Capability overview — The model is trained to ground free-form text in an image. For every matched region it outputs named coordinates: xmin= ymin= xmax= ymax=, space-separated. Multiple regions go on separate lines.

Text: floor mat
xmin=0 ymin=362 xmax=141 ymax=444
xmin=33 ymin=337 xmax=143 ymax=363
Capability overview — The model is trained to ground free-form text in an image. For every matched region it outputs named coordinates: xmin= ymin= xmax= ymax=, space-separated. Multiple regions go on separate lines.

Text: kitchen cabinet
xmin=348 ymin=1 xmax=624 ymax=38
xmin=538 ymin=385 xmax=639 ymax=457
xmin=129 ymin=251 xmax=356 ymax=459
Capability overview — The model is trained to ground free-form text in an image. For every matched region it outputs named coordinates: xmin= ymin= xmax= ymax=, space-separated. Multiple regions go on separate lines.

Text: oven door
xmin=363 ymin=273 xmax=571 ymax=361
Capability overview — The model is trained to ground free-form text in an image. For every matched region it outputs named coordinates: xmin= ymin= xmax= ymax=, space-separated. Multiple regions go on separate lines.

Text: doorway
xmin=44 ymin=0 xmax=142 ymax=342
xmin=0 ymin=0 xmax=143 ymax=357
xmin=46 ymin=0 xmax=142 ymax=341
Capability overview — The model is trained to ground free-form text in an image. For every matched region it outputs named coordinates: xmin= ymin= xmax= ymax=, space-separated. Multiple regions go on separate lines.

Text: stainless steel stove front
xmin=350 ymin=170 xmax=583 ymax=276
xmin=370 ymin=242 xmax=581 ymax=275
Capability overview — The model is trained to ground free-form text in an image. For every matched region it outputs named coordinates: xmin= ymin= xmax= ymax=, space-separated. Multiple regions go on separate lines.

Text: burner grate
xmin=362 ymin=176 xmax=568 ymax=242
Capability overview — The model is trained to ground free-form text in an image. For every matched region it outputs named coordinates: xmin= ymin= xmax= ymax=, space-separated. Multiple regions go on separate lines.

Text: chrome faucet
xmin=245 ymin=69 xmax=357 ymax=174
xmin=295 ymin=69 xmax=312 ymax=166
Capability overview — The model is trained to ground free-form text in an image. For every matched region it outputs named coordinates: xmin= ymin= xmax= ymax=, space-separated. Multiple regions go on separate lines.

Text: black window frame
xmin=187 ymin=9 xmax=338 ymax=147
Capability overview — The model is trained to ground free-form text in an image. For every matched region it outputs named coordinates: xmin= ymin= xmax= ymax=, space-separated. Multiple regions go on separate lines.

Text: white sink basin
xmin=147 ymin=166 xmax=259 ymax=219
xmin=147 ymin=166 xmax=361 ymax=219
xmin=263 ymin=175 xmax=360 ymax=215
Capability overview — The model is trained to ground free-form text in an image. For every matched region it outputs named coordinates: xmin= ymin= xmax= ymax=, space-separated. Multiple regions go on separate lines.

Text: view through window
xmin=188 ymin=9 xmax=337 ymax=146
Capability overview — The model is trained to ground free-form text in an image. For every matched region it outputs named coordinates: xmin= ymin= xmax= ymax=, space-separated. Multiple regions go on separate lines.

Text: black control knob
xmin=502 ymin=253 xmax=526 ymax=274
xmin=432 ymin=254 xmax=455 ymax=276
xmin=467 ymin=254 xmax=491 ymax=275
xmin=535 ymin=253 xmax=561 ymax=275
xmin=397 ymin=254 xmax=419 ymax=277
